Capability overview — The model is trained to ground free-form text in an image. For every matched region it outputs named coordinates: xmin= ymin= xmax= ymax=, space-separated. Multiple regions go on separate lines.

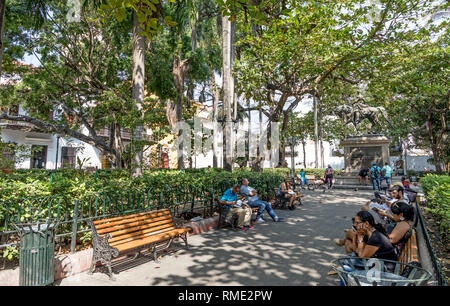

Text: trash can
xmin=331 ymin=257 xmax=432 ymax=286
xmin=13 ymin=220 xmax=58 ymax=286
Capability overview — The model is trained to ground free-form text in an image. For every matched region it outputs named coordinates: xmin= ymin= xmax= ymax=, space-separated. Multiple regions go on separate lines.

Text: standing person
xmin=240 ymin=178 xmax=285 ymax=223
xmin=381 ymin=162 xmax=393 ymax=189
xmin=324 ymin=164 xmax=334 ymax=189
xmin=300 ymin=169 xmax=308 ymax=186
xmin=358 ymin=168 xmax=369 ymax=186
xmin=369 ymin=162 xmax=382 ymax=191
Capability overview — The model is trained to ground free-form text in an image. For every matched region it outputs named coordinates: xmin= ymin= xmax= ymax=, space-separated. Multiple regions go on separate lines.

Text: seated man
xmin=219 ymin=184 xmax=253 ymax=230
xmin=358 ymin=168 xmax=369 ymax=186
xmin=240 ymin=178 xmax=284 ymax=223
xmin=375 ymin=185 xmax=409 ymax=222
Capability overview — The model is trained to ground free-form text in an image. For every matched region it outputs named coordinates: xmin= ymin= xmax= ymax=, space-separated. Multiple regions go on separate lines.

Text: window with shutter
xmin=61 ymin=147 xmax=76 ymax=168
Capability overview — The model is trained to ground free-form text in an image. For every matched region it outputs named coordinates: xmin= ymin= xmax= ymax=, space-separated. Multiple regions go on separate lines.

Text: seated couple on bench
xmin=219 ymin=180 xmax=284 ymax=230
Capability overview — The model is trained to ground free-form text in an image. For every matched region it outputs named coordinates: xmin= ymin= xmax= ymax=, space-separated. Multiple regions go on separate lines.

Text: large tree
xmin=0 ymin=2 xmax=159 ymax=167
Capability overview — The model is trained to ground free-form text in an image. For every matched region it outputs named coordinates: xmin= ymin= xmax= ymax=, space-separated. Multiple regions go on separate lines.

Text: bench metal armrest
xmin=87 ymin=220 xmax=119 ymax=257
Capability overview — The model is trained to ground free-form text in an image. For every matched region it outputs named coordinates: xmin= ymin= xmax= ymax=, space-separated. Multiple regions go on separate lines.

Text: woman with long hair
xmin=351 ymin=211 xmax=397 ymax=262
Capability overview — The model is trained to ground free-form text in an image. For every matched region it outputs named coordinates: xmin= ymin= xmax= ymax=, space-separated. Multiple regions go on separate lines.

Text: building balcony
xmin=96 ymin=127 xmax=152 ymax=142
xmin=0 ymin=119 xmax=35 ymax=131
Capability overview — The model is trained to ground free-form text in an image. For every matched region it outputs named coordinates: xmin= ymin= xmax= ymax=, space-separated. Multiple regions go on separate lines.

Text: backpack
xmin=371 ymin=166 xmax=380 ymax=178
xmin=381 ymin=167 xmax=387 ymax=177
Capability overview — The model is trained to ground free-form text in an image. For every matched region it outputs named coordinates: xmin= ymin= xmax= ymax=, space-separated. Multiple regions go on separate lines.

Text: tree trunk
xmin=302 ymin=141 xmax=306 ymax=168
xmin=131 ymin=11 xmax=146 ymax=177
xmin=426 ymin=117 xmax=443 ymax=173
xmin=319 ymin=100 xmax=324 ymax=168
xmin=313 ymin=95 xmax=319 ymax=168
xmin=211 ymin=71 xmax=219 ymax=168
xmin=279 ymin=111 xmax=290 ymax=167
xmin=222 ymin=13 xmax=233 ymax=171
xmin=173 ymin=53 xmax=186 ymax=169
xmin=0 ymin=0 xmax=6 ymax=77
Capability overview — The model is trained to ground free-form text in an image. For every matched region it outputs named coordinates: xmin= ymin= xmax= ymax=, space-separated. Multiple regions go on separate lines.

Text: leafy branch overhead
xmin=98 ymin=0 xmax=177 ymax=40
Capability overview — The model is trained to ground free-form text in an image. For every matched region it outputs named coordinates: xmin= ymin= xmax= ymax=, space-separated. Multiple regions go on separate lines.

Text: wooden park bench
xmin=87 ymin=208 xmax=192 ymax=280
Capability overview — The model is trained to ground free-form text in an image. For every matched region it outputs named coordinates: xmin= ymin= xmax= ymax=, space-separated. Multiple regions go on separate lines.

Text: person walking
xmin=324 ymin=165 xmax=334 ymax=189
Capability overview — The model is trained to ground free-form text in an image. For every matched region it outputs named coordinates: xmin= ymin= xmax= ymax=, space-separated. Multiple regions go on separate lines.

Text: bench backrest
xmin=398 ymin=228 xmax=419 ymax=264
xmin=92 ymin=209 xmax=176 ymax=245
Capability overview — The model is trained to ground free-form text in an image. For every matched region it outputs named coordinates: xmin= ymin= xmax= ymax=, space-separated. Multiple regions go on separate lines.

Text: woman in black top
xmin=352 ymin=211 xmax=397 ymax=262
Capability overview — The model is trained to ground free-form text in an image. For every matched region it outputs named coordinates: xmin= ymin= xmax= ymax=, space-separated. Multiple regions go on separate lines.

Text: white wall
xmin=1 ymin=129 xmax=102 ymax=169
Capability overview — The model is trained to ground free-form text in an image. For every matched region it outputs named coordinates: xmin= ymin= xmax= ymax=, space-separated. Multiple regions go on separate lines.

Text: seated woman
xmin=385 ymin=201 xmax=415 ymax=255
xmin=334 ymin=202 xmax=384 ymax=250
xmin=346 ymin=211 xmax=398 ymax=271
xmin=279 ymin=179 xmax=300 ymax=210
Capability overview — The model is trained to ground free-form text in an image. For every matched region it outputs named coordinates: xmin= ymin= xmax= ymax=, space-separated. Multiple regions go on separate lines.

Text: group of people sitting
xmin=218 ymin=178 xmax=302 ymax=230
xmin=334 ymin=183 xmax=416 ymax=271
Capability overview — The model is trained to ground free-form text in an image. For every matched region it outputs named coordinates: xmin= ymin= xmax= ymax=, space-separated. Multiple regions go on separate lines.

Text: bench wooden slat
xmin=108 ymin=225 xmax=176 ymax=246
xmin=95 ymin=211 xmax=171 ymax=230
xmin=111 ymin=228 xmax=191 ymax=252
xmin=97 ymin=215 xmax=173 ymax=234
xmin=108 ymin=220 xmax=175 ymax=242
xmin=109 ymin=226 xmax=178 ymax=246
xmin=93 ymin=209 xmax=170 ymax=225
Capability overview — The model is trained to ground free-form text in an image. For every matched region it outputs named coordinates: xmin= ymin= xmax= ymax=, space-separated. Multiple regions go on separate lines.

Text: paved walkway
xmin=57 ymin=189 xmax=374 ymax=286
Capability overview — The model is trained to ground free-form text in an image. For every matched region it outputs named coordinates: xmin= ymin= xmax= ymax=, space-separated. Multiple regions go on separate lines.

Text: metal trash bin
xmin=331 ymin=257 xmax=432 ymax=286
xmin=13 ymin=220 xmax=58 ymax=286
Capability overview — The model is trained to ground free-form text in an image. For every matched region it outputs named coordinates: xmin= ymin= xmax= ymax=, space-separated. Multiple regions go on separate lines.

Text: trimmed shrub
xmin=420 ymin=174 xmax=450 ymax=237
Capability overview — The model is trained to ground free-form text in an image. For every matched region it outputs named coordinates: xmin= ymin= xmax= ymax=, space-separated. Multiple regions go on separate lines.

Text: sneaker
xmin=274 ymin=217 xmax=285 ymax=222
xmin=247 ymin=225 xmax=255 ymax=229
xmin=241 ymin=227 xmax=248 ymax=231
xmin=334 ymin=238 xmax=345 ymax=246
xmin=256 ymin=217 xmax=265 ymax=224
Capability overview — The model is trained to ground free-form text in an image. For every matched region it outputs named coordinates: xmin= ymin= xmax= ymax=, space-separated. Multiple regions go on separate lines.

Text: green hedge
xmin=0 ymin=168 xmax=289 ymax=202
xmin=420 ymin=174 xmax=450 ymax=237
xmin=295 ymin=168 xmax=343 ymax=178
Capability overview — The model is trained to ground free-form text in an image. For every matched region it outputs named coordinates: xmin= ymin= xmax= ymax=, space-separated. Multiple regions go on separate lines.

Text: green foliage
xmin=2 ymin=245 xmax=19 ymax=261
xmin=0 ymin=167 xmax=290 ymax=203
xmin=420 ymin=174 xmax=450 ymax=237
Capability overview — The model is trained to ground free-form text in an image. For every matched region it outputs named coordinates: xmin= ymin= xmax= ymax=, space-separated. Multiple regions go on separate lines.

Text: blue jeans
xmin=371 ymin=177 xmax=381 ymax=191
xmin=248 ymin=200 xmax=277 ymax=221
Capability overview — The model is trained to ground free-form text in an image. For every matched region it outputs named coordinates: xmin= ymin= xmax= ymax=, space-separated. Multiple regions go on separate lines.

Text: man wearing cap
xmin=369 ymin=162 xmax=382 ymax=191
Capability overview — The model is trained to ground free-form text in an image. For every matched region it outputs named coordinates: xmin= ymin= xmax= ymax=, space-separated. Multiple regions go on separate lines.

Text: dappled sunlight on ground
xmin=58 ymin=190 xmax=374 ymax=286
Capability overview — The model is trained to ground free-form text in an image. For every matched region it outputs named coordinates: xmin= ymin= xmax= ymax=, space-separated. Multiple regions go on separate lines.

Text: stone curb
xmin=0 ymin=216 xmax=219 ymax=286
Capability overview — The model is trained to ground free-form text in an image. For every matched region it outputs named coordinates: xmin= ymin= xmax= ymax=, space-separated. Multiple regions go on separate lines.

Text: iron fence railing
xmin=415 ymin=202 xmax=448 ymax=286
xmin=0 ymin=186 xmax=223 ymax=254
